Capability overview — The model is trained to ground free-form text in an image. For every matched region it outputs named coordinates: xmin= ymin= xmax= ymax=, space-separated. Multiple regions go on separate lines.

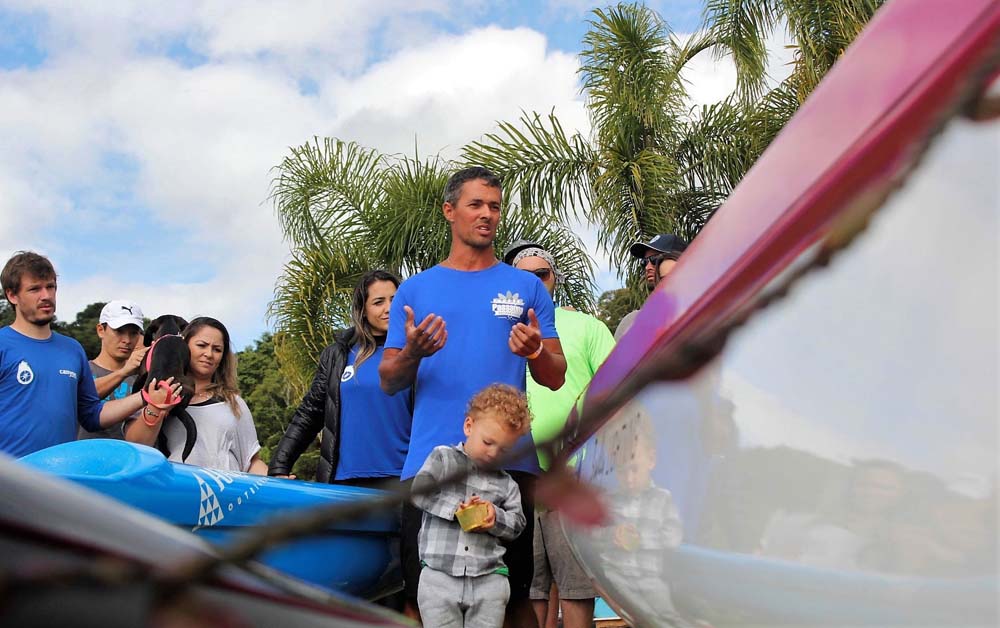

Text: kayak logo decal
xmin=192 ymin=467 xmax=269 ymax=529
xmin=195 ymin=474 xmax=225 ymax=526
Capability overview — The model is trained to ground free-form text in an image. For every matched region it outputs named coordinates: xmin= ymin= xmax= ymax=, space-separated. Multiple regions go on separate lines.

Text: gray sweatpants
xmin=417 ymin=567 xmax=510 ymax=628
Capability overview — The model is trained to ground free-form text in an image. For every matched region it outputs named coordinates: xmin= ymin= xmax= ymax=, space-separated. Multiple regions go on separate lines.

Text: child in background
xmin=411 ymin=384 xmax=530 ymax=627
xmin=596 ymin=405 xmax=685 ymax=626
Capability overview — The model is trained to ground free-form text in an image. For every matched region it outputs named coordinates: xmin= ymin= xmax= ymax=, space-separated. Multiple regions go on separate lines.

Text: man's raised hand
xmin=123 ymin=344 xmax=148 ymax=376
xmin=404 ymin=305 xmax=447 ymax=358
xmin=508 ymin=307 xmax=543 ymax=358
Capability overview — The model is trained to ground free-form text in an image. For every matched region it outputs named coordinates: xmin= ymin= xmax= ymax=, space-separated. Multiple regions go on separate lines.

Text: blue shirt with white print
xmin=335 ymin=342 xmax=412 ymax=480
xmin=386 ymin=263 xmax=558 ymax=479
xmin=0 ymin=326 xmax=103 ymax=457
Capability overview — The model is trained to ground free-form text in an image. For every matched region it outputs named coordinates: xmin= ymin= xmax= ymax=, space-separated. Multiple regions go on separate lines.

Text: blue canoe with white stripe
xmin=21 ymin=439 xmax=400 ymax=598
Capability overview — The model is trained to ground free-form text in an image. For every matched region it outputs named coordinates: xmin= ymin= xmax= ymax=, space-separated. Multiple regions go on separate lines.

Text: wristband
xmin=142 ymin=405 xmax=164 ymax=427
xmin=527 ymin=344 xmax=544 ymax=360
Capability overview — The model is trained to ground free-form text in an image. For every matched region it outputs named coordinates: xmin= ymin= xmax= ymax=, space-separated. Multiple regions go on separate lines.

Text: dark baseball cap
xmin=628 ymin=233 xmax=688 ymax=260
xmin=501 ymin=239 xmax=543 ymax=265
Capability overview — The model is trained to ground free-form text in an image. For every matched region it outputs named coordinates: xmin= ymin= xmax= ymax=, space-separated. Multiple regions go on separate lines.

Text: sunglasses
xmin=523 ymin=268 xmax=552 ymax=281
xmin=640 ymin=254 xmax=668 ymax=267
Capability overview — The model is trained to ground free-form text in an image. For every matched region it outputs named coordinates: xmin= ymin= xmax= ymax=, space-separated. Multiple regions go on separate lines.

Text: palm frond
xmin=269 ymin=138 xmax=385 ymax=249
xmin=581 ymin=3 xmax=686 ymax=137
xmin=701 ymin=0 xmax=778 ymax=100
xmin=371 ymin=153 xmax=454 ymax=276
xmin=462 ymin=111 xmax=597 ymax=224
xmin=267 ymin=245 xmax=354 ymax=397
xmin=495 ymin=208 xmax=599 ymax=313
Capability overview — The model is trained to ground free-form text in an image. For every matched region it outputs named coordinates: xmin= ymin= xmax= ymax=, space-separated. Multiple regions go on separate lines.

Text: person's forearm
xmin=488 ymin=506 xmax=525 ymax=540
xmin=99 ymin=392 xmax=145 ymax=427
xmin=124 ymin=410 xmax=161 ymax=446
xmin=379 ymin=347 xmax=421 ymax=394
xmin=528 ymin=340 xmax=566 ymax=390
xmin=93 ymin=370 xmax=128 ymax=399
xmin=248 ymin=455 xmax=268 ymax=476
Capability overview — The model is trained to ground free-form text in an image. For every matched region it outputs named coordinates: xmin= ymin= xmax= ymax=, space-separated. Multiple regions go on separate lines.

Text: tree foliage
xmin=268 ymin=1 xmax=884 ymax=389
xmin=52 ymin=302 xmax=106 ymax=359
xmin=595 ymin=288 xmax=641 ymax=334
xmin=268 ymin=141 xmax=598 ymax=394
xmin=237 ymin=332 xmax=319 ymax=480
xmin=0 ymin=301 xmax=13 ymax=328
xmin=464 ymin=1 xmax=883 ymax=307
xmin=703 ymin=0 xmax=884 ymax=102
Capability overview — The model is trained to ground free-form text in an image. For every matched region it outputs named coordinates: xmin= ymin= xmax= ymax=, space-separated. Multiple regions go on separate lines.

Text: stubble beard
xmin=458 ymin=231 xmax=495 ymax=251
xmin=26 ymin=310 xmax=55 ymax=327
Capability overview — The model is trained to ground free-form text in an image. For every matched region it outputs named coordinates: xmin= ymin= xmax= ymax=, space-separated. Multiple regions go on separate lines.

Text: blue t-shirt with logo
xmin=386 ymin=263 xmax=559 ymax=479
xmin=335 ymin=342 xmax=412 ymax=480
xmin=0 ymin=326 xmax=104 ymax=457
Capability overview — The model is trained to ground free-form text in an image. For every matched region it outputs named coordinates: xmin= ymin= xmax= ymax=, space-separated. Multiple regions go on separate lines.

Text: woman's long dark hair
xmin=182 ymin=316 xmax=240 ymax=414
xmin=351 ymin=270 xmax=400 ymax=369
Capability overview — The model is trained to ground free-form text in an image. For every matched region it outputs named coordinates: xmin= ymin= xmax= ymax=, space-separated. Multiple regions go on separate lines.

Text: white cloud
xmin=324 ymin=26 xmax=587 ymax=157
xmin=0 ymin=2 xmax=800 ymax=344
xmin=0 ymin=3 xmax=589 ymax=347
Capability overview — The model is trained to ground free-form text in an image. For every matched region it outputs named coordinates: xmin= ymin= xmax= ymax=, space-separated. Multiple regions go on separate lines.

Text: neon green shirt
xmin=527 ymin=307 xmax=616 ymax=469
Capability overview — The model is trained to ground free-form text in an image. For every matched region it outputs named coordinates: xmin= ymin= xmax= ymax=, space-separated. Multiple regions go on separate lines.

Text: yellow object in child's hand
xmin=456 ymin=502 xmax=490 ymax=532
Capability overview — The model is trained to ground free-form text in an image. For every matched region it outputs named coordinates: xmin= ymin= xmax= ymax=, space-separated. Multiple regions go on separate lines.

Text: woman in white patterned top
xmin=127 ymin=317 xmax=266 ymax=474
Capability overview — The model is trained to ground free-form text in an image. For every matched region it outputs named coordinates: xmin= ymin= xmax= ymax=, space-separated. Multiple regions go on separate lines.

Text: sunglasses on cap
xmin=523 ymin=268 xmax=552 ymax=280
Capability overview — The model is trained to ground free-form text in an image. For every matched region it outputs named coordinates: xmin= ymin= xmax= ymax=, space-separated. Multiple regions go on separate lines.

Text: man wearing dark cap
xmin=615 ymin=233 xmax=688 ymax=340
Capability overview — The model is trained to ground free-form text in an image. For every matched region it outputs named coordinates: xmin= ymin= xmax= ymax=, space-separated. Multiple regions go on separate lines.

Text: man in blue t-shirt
xmin=380 ymin=166 xmax=566 ymax=627
xmin=0 ymin=251 xmax=179 ymax=458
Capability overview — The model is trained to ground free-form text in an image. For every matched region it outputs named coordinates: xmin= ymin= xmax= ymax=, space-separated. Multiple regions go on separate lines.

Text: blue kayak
xmin=21 ymin=440 xmax=400 ymax=598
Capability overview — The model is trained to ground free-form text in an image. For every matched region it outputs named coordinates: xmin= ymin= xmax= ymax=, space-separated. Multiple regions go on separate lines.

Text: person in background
xmin=269 ymin=270 xmax=412 ymax=487
xmin=411 ymin=384 xmax=530 ymax=628
xmin=0 ymin=251 xmax=177 ymax=457
xmin=78 ymin=299 xmax=148 ymax=440
xmin=125 ymin=316 xmax=266 ymax=474
xmin=504 ymin=240 xmax=615 ymax=628
xmin=614 ymin=234 xmax=688 ymax=341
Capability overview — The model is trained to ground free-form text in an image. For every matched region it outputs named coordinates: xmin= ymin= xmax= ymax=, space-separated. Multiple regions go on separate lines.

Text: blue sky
xmin=0 ymin=0 xmax=750 ymax=349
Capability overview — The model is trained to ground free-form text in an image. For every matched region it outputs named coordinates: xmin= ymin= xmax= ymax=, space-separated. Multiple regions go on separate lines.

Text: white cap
xmin=99 ymin=300 xmax=144 ymax=331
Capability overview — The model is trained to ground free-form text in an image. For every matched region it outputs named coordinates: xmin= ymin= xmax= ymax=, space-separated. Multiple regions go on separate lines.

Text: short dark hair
xmin=1 ymin=251 xmax=56 ymax=305
xmin=443 ymin=166 xmax=501 ymax=206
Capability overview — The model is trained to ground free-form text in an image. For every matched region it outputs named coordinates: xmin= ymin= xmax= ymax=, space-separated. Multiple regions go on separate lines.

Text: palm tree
xmin=705 ymin=0 xmax=883 ymax=102
xmin=268 ymin=1 xmax=884 ymax=390
xmin=268 ymin=138 xmax=598 ymax=395
xmin=463 ymin=1 xmax=883 ymax=296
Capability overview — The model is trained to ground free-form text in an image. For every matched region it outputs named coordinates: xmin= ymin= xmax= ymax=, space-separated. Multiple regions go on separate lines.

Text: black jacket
xmin=269 ymin=328 xmax=355 ymax=483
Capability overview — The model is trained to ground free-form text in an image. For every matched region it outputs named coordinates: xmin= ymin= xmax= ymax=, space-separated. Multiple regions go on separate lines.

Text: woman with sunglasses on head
xmin=126 ymin=316 xmax=267 ymax=474
xmin=268 ymin=270 xmax=412 ymax=488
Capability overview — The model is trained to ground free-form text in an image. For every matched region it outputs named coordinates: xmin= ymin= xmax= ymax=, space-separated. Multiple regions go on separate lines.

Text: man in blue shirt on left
xmin=0 ymin=251 xmax=178 ymax=457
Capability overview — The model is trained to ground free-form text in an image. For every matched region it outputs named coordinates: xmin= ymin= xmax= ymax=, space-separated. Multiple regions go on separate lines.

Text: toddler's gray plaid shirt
xmin=412 ymin=444 xmax=526 ymax=577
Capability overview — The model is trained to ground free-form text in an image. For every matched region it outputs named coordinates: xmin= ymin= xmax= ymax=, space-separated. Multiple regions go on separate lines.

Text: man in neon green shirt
xmin=504 ymin=241 xmax=616 ymax=628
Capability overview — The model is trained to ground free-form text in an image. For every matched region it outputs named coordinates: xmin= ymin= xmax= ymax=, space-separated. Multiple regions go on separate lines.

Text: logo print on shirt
xmin=491 ymin=291 xmax=525 ymax=321
xmin=16 ymin=361 xmax=33 ymax=385
xmin=341 ymin=365 xmax=355 ymax=382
